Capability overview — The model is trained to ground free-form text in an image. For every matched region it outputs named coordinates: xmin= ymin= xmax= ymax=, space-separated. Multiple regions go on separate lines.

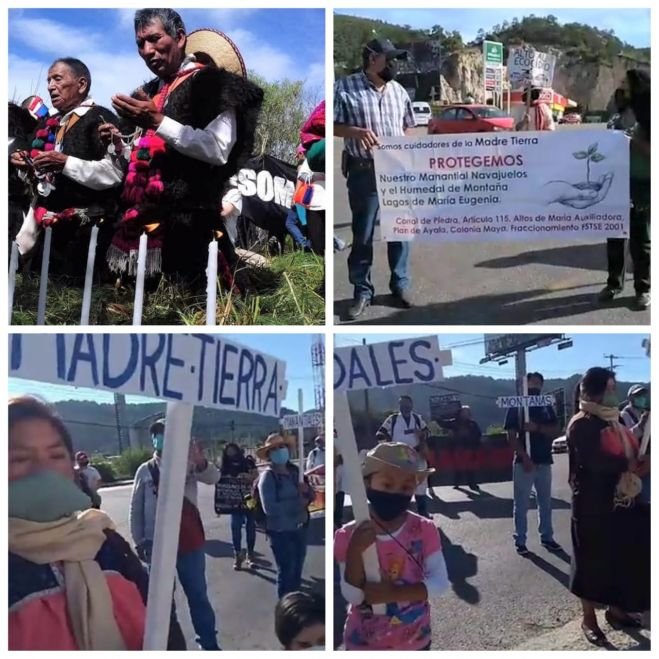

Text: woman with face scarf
xmin=8 ymin=396 xmax=185 ymax=650
xmin=600 ymin=69 xmax=651 ymax=310
xmin=256 ymin=433 xmax=315 ymax=598
xmin=566 ymin=369 xmax=650 ymax=645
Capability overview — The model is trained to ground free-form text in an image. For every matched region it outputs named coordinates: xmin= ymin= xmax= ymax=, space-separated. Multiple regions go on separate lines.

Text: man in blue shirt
xmin=504 ymin=372 xmax=561 ymax=556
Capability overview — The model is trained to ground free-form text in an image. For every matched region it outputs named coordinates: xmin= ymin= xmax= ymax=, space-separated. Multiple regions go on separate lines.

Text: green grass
xmin=11 ymin=250 xmax=325 ymax=326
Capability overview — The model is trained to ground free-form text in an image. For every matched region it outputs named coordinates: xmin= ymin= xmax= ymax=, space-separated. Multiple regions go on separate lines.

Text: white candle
xmin=206 ymin=238 xmax=218 ymax=326
xmin=80 ymin=224 xmax=99 ymax=325
xmin=8 ymin=241 xmax=19 ymax=323
xmin=298 ymin=388 xmax=304 ymax=482
xmin=36 ymin=227 xmax=52 ymax=325
xmin=133 ymin=232 xmax=148 ymax=326
xmin=334 ymin=393 xmax=386 ymax=614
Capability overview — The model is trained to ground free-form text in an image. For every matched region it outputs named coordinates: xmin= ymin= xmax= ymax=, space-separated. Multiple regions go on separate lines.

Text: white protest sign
xmin=374 ymin=130 xmax=629 ymax=242
xmin=508 ymin=46 xmax=556 ymax=89
xmin=281 ymin=411 xmax=324 ymax=430
xmin=335 ymin=335 xmax=452 ymax=392
xmin=497 ymin=394 xmax=556 ymax=408
xmin=9 ymin=333 xmax=286 ymax=417
xmin=334 ymin=337 xmax=452 ymax=615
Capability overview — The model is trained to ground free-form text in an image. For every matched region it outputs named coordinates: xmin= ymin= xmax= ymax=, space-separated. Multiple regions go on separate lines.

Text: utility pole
xmin=230 ymin=420 xmax=235 ymax=441
xmin=603 ymin=354 xmax=621 ymax=372
xmin=113 ymin=393 xmax=127 ymax=453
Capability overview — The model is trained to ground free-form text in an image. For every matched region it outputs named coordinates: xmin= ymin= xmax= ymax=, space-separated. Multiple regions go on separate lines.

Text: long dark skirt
xmin=570 ymin=503 xmax=650 ymax=612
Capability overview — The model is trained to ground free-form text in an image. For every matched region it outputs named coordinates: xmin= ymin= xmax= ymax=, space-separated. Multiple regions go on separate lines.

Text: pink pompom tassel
xmin=43 ymin=143 xmax=55 ymax=151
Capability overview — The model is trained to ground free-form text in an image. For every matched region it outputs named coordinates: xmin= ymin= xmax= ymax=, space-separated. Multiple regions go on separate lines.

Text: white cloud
xmin=12 ymin=17 xmax=103 ymax=56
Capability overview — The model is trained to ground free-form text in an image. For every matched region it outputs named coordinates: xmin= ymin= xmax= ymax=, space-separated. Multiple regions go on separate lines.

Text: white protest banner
xmin=508 ymin=46 xmax=556 ymax=89
xmin=281 ymin=411 xmax=324 ymax=430
xmin=335 ymin=335 xmax=451 ymax=393
xmin=374 ymin=130 xmax=629 ymax=242
xmin=497 ymin=394 xmax=555 ymax=408
xmin=9 ymin=333 xmax=286 ymax=416
xmin=334 ymin=337 xmax=452 ymax=615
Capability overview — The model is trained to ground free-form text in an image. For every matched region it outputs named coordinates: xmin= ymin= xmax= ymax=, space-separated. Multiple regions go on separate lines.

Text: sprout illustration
xmin=572 ymin=143 xmax=605 ymax=185
xmin=544 ymin=142 xmax=613 ymax=209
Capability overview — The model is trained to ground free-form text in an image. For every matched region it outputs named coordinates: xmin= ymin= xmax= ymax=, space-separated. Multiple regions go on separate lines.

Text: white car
xmin=552 ymin=436 xmax=568 ymax=454
xmin=412 ymin=101 xmax=432 ymax=127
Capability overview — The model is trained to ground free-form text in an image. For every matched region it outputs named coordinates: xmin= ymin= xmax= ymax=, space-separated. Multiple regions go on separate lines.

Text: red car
xmin=428 ymin=104 xmax=515 ymax=134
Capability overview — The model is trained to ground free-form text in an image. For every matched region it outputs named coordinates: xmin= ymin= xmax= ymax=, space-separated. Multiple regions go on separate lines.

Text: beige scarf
xmin=9 ymin=508 xmax=126 ymax=651
xmin=579 ymin=400 xmax=642 ymax=506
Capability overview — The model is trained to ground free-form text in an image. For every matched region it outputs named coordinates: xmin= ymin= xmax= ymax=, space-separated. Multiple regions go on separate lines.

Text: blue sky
xmin=9 ymin=9 xmax=325 ymax=108
xmin=335 ymin=333 xmax=650 ymax=383
xmin=336 ymin=8 xmax=650 ymax=47
xmin=9 ymin=333 xmax=323 ymax=413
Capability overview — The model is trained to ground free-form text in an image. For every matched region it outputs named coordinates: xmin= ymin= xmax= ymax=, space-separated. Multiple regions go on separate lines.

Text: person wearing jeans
xmin=220 ymin=443 xmax=258 ymax=570
xmin=256 ymin=434 xmax=315 ymax=598
xmin=334 ymin=37 xmax=416 ymax=320
xmin=503 ymin=372 xmax=561 ymax=556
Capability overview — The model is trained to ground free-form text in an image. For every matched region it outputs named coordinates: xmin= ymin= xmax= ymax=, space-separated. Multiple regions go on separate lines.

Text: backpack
xmin=250 ymin=463 xmax=309 ymax=529
xmin=147 ymin=459 xmax=206 ymax=555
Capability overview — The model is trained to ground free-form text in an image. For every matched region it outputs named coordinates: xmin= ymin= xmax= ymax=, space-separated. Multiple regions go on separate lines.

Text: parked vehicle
xmin=428 ymin=104 xmax=514 ymax=134
xmin=552 ymin=436 xmax=568 ymax=454
xmin=412 ymin=101 xmax=432 ymax=126
xmin=559 ymin=112 xmax=583 ymax=125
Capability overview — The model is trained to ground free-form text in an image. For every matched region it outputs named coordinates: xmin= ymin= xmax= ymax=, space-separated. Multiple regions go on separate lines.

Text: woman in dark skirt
xmin=566 ymin=367 xmax=650 ymax=646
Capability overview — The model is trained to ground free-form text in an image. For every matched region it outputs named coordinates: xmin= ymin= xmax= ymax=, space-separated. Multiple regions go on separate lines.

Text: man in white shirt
xmin=306 ymin=435 xmax=325 ymax=471
xmin=74 ymin=450 xmax=103 ymax=508
xmin=376 ymin=395 xmax=432 ymax=517
xmin=104 ymin=8 xmax=263 ymax=279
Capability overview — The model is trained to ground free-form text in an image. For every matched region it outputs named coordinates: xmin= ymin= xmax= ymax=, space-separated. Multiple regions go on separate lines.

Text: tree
xmin=250 ymin=74 xmax=308 ymax=163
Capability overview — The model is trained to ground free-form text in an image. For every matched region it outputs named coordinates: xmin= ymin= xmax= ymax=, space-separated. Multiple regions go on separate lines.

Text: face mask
xmin=528 ymin=387 xmax=541 ymax=396
xmin=152 ymin=433 xmax=165 ymax=452
xmin=270 ymin=447 xmax=290 ymax=465
xmin=602 ymin=392 xmax=619 ymax=408
xmin=9 ymin=470 xmax=91 ymax=523
xmin=366 ymin=488 xmax=412 ymax=521
xmin=307 ymin=646 xmax=325 ymax=651
xmin=379 ymin=63 xmax=396 ymax=82
xmin=633 ymin=396 xmax=648 ymax=410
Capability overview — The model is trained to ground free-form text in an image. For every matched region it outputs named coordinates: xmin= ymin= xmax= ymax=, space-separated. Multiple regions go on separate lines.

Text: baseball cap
xmin=362 ymin=442 xmax=434 ymax=481
xmin=365 ymin=38 xmax=408 ymax=61
xmin=628 ymin=384 xmax=648 ymax=398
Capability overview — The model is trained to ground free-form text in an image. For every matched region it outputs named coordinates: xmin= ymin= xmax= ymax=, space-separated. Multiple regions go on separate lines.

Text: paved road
xmin=333 ymin=454 xmax=649 ymax=650
xmin=100 ymin=482 xmax=325 ymax=650
xmin=333 ymin=126 xmax=649 ymax=325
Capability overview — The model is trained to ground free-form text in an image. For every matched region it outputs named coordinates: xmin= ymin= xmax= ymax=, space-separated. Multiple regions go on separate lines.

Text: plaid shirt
xmin=334 ymin=71 xmax=415 ymax=160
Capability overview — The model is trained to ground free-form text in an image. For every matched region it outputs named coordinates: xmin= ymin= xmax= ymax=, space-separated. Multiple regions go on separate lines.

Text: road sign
xmin=507 ymin=46 xmax=556 ymax=89
xmin=484 ymin=334 xmax=562 ymax=359
xmin=485 ymin=65 xmax=503 ymax=91
xmin=429 ymin=394 xmax=462 ymax=421
xmin=483 ymin=40 xmax=503 ymax=65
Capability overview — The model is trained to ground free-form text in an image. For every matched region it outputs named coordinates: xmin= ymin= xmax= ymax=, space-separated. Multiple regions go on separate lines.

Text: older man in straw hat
xmin=256 ymin=433 xmax=315 ymax=598
xmin=102 ymin=8 xmax=263 ymax=282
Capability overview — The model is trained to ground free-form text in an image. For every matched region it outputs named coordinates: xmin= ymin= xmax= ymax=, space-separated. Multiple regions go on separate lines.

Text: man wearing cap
xmin=103 ymin=8 xmax=263 ymax=282
xmin=335 ymin=38 xmax=416 ymax=320
xmin=306 ymin=435 xmax=326 ymax=470
xmin=621 ymin=384 xmax=650 ymax=503
xmin=130 ymin=419 xmax=221 ymax=650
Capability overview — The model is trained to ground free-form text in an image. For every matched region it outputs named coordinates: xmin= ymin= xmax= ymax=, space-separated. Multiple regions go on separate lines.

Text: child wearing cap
xmin=334 ymin=442 xmax=449 ymax=650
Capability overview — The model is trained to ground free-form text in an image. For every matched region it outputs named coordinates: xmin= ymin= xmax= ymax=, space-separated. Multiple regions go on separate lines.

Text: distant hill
xmin=52 ymin=400 xmax=316 ymax=455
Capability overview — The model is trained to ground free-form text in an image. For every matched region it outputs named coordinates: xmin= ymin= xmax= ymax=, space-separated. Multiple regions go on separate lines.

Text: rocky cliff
xmin=398 ymin=44 xmax=648 ymax=111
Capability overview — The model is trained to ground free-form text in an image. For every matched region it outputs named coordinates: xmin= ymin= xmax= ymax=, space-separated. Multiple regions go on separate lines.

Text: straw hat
xmin=185 ymin=28 xmax=246 ymax=78
xmin=256 ymin=433 xmax=295 ymax=460
xmin=362 ymin=442 xmax=435 ymax=482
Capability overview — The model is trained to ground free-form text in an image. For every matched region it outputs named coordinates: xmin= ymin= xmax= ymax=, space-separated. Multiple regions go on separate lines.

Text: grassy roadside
xmin=11 ymin=250 xmax=325 ymax=326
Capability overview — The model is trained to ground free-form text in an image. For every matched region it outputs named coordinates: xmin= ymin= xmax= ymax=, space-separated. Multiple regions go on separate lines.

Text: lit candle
xmin=206 ymin=238 xmax=218 ymax=326
xmin=80 ymin=224 xmax=99 ymax=325
xmin=8 ymin=241 xmax=19 ymax=323
xmin=133 ymin=232 xmax=148 ymax=326
xmin=36 ymin=227 xmax=52 ymax=325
